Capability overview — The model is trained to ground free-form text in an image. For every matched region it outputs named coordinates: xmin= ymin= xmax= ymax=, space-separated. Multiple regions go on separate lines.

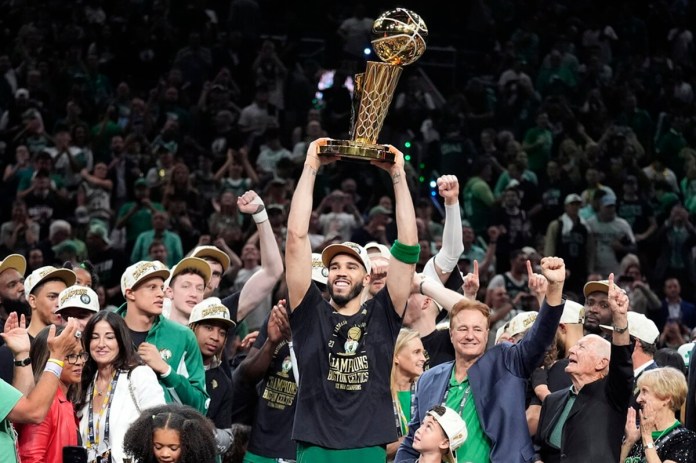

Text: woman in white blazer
xmin=76 ymin=310 xmax=166 ymax=463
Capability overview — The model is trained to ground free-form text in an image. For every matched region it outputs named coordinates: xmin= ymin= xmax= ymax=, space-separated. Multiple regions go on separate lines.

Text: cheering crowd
xmin=3 ymin=1 xmax=696 ymax=462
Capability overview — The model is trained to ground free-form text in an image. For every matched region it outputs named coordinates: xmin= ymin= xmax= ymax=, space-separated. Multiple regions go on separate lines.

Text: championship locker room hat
xmin=121 ymin=261 xmax=170 ymax=296
xmin=164 ymin=257 xmax=212 ymax=288
xmin=189 ymin=245 xmax=231 ymax=273
xmin=25 ymin=266 xmax=76 ymax=295
xmin=56 ymin=285 xmax=100 ymax=314
xmin=188 ymin=297 xmax=236 ymax=328
xmin=311 ymin=253 xmax=329 ymax=285
xmin=321 ymin=241 xmax=372 ymax=274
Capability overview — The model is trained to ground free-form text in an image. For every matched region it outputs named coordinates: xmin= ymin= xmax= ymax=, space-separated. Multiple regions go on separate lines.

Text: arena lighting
xmin=404 ymin=141 xmax=412 ymax=148
xmin=429 ymin=180 xmax=437 ymax=188
xmin=364 ymin=47 xmax=371 ymax=56
xmin=404 ymin=154 xmax=411 ymax=161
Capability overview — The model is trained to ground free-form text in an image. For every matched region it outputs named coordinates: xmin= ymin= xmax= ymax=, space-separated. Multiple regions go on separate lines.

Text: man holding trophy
xmin=284 ymin=9 xmax=428 ymax=462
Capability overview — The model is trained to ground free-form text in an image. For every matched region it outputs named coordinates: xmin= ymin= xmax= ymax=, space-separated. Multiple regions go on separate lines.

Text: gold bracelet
xmin=47 ymin=358 xmax=65 ymax=368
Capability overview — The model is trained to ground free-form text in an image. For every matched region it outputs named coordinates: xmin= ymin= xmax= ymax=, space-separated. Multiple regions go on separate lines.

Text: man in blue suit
xmin=657 ymin=277 xmax=696 ymax=330
xmin=396 ymin=257 xmax=566 ymax=463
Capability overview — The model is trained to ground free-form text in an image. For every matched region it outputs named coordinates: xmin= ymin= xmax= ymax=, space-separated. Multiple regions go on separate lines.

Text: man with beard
xmin=0 ymin=265 xmax=76 ymax=385
xmin=285 ymin=139 xmax=418 ymax=462
xmin=582 ymin=279 xmax=614 ymax=337
xmin=0 ymin=255 xmax=28 ymax=340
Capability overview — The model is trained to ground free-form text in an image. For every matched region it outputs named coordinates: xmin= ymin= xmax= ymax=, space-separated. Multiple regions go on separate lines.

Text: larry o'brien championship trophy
xmin=319 ymin=8 xmax=428 ymax=162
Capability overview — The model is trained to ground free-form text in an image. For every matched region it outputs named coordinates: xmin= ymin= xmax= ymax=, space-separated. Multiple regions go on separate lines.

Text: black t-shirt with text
xmin=290 ymin=283 xmax=402 ymax=448
xmin=247 ymin=317 xmax=297 ymax=460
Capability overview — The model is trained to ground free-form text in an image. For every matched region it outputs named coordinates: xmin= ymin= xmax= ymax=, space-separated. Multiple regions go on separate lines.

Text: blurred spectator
xmin=617 ymin=256 xmax=660 ymax=316
xmin=255 ymin=128 xmax=291 ymax=177
xmin=215 ymin=147 xmax=259 ymax=197
xmin=115 ymin=178 xmax=165 ymax=252
xmin=586 ymin=194 xmax=635 ymax=276
xmin=521 ymin=111 xmax=552 ymax=174
xmin=544 ymin=193 xmax=594 ymax=296
xmin=462 ymin=160 xmax=495 ymax=237
xmin=653 ymin=205 xmax=696 ymax=292
xmin=131 ymin=211 xmax=183 ymax=268
xmin=315 ymin=189 xmax=362 ymax=241
xmin=657 ymin=278 xmax=696 ymax=332
xmin=0 ymin=200 xmax=40 ymax=257
xmin=76 ymin=162 xmax=113 ymax=225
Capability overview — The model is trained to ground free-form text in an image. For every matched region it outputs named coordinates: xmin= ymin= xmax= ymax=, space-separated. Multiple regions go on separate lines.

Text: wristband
xmin=390 ymin=240 xmax=421 ymax=264
xmin=250 ymin=196 xmax=268 ymax=223
xmin=160 ymin=365 xmax=173 ymax=378
xmin=47 ymin=358 xmax=65 ymax=368
xmin=644 ymin=442 xmax=655 ymax=450
xmin=44 ymin=362 xmax=63 ymax=379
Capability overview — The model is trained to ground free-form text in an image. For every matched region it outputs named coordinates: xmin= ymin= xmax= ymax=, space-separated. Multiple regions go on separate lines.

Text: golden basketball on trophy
xmin=319 ymin=8 xmax=428 ymax=162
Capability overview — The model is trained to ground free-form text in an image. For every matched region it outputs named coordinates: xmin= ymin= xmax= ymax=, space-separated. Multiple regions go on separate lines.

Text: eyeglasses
xmin=66 ymin=352 xmax=89 ymax=364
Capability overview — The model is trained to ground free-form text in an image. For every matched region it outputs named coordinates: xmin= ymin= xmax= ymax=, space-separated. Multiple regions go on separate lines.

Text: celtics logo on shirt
xmin=261 ymin=340 xmax=297 ymax=410
xmin=327 ymin=318 xmax=369 ymax=391
xmin=279 ymin=356 xmax=292 ymax=377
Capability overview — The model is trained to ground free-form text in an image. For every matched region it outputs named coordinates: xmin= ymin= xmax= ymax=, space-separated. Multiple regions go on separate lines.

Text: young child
xmin=123 ymin=404 xmax=217 ymax=463
xmin=413 ymin=405 xmax=468 ymax=463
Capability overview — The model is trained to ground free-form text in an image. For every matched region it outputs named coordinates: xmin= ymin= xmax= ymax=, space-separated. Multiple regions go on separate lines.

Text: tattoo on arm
xmin=392 ymin=172 xmax=401 ymax=185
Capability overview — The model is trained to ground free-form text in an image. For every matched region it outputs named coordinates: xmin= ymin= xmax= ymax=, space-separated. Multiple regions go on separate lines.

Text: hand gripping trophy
xmin=319 ymin=8 xmax=428 ymax=162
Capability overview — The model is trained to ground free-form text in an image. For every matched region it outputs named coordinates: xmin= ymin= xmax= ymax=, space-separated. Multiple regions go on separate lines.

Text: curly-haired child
xmin=123 ymin=404 xmax=217 ymax=463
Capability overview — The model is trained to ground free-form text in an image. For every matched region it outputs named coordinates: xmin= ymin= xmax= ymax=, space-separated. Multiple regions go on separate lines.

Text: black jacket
xmin=536 ymin=344 xmax=633 ymax=463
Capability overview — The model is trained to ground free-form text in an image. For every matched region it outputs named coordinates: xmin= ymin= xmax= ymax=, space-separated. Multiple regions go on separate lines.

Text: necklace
xmin=653 ymin=420 xmax=679 ymax=443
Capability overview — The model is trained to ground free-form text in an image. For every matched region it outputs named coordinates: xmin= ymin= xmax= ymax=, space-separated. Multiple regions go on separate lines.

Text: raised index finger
xmin=526 ymin=259 xmax=534 ymax=279
xmin=608 ymin=272 xmax=615 ymax=294
xmin=473 ymin=260 xmax=479 ymax=277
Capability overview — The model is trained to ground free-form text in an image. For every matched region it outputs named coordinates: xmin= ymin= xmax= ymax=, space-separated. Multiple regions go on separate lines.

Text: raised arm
xmin=607 ymin=273 xmax=630 ymax=346
xmin=285 ymin=138 xmax=335 ymax=310
xmin=2 ymin=313 xmax=33 ymax=395
xmin=374 ymin=146 xmax=419 ymax=315
xmin=236 ymin=190 xmax=284 ymax=320
xmin=507 ymin=257 xmax=565 ymax=377
xmin=7 ymin=319 xmax=81 ymax=423
xmin=428 ymin=175 xmax=464 ymax=284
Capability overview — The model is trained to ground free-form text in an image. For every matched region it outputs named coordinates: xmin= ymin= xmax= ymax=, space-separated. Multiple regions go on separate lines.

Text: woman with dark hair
xmin=64 ymin=260 xmax=99 ymax=288
xmin=124 ymin=403 xmax=217 ymax=463
xmin=16 ymin=325 xmax=86 ymax=462
xmin=77 ymin=310 xmax=166 ymax=463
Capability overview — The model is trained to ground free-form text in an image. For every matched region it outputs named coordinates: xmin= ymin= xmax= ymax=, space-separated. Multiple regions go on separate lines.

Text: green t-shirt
xmin=523 ymin=127 xmax=553 ymax=173
xmin=297 ymin=443 xmax=386 ymax=463
xmin=117 ymin=201 xmax=164 ymax=242
xmin=243 ymin=451 xmax=278 ymax=463
xmin=462 ymin=177 xmax=495 ymax=236
xmin=0 ymin=379 xmax=23 ymax=463
xmin=445 ymin=370 xmax=491 ymax=463
xmin=397 ymin=390 xmax=412 ymax=436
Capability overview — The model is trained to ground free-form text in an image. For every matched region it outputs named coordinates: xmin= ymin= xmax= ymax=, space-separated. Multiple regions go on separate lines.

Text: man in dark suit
xmin=536 ymin=274 xmax=633 ymax=463
xmin=656 ymin=277 xmax=696 ymax=330
xmin=396 ymin=257 xmax=566 ymax=463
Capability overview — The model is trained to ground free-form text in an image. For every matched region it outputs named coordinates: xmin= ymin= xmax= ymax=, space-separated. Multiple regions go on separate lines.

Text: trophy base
xmin=318 ymin=140 xmax=394 ymax=163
